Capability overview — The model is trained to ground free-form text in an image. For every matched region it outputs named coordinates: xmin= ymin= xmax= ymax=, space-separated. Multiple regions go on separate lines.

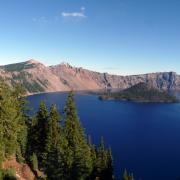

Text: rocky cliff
xmin=0 ymin=60 xmax=179 ymax=94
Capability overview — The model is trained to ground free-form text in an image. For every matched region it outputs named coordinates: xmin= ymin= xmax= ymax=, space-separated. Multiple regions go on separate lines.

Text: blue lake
xmin=27 ymin=92 xmax=180 ymax=180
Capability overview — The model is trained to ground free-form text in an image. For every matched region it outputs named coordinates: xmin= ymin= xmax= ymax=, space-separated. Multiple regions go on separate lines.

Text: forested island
xmin=99 ymin=83 xmax=179 ymax=103
xmin=0 ymin=80 xmax=135 ymax=180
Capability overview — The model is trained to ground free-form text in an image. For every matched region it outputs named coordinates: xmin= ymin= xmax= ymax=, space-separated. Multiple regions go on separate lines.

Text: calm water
xmin=27 ymin=92 xmax=180 ymax=180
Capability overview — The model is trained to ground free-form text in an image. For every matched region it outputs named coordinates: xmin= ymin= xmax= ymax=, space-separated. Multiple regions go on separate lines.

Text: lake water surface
xmin=27 ymin=92 xmax=180 ymax=180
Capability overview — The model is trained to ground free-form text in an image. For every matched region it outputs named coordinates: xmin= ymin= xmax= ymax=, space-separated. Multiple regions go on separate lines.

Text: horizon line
xmin=0 ymin=59 xmax=178 ymax=77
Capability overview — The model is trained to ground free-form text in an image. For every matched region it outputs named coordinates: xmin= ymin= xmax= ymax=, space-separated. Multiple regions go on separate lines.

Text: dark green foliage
xmin=0 ymin=82 xmax=126 ymax=180
xmin=0 ymin=81 xmax=28 ymax=164
xmin=43 ymin=105 xmax=66 ymax=179
xmin=122 ymin=169 xmax=134 ymax=180
xmin=96 ymin=138 xmax=108 ymax=176
xmin=21 ymin=80 xmax=44 ymax=93
xmin=30 ymin=153 xmax=38 ymax=171
xmin=28 ymin=101 xmax=48 ymax=168
xmin=106 ymin=148 xmax=114 ymax=179
xmin=100 ymin=82 xmax=178 ymax=103
xmin=1 ymin=62 xmax=34 ymax=72
xmin=1 ymin=62 xmax=47 ymax=93
xmin=123 ymin=169 xmax=129 ymax=180
xmin=44 ymin=105 xmax=61 ymax=158
xmin=63 ymin=92 xmax=93 ymax=179
xmin=27 ymin=102 xmax=66 ymax=179
xmin=91 ymin=138 xmax=114 ymax=180
xmin=11 ymin=72 xmax=45 ymax=93
xmin=0 ymin=81 xmax=19 ymax=158
xmin=13 ymin=84 xmax=28 ymax=163
xmin=45 ymin=146 xmax=63 ymax=180
xmin=16 ymin=124 xmax=28 ymax=163
xmin=0 ymin=168 xmax=16 ymax=180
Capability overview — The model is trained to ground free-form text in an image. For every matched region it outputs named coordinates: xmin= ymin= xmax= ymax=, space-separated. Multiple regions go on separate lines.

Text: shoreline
xmin=99 ymin=96 xmax=179 ymax=103
xmin=25 ymin=89 xmax=105 ymax=97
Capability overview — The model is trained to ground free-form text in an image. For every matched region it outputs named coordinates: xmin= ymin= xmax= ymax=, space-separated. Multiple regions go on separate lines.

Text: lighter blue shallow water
xmin=27 ymin=92 xmax=180 ymax=180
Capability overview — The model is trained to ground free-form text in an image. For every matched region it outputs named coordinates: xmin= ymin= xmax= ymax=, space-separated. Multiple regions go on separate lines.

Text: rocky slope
xmin=2 ymin=157 xmax=35 ymax=180
xmin=0 ymin=59 xmax=180 ymax=94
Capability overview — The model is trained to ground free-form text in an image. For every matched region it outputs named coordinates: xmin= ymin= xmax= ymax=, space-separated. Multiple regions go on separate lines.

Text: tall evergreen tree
xmin=123 ymin=169 xmax=129 ymax=180
xmin=106 ymin=147 xmax=114 ymax=179
xmin=0 ymin=81 xmax=19 ymax=158
xmin=122 ymin=169 xmax=134 ymax=180
xmin=63 ymin=92 xmax=92 ymax=180
xmin=0 ymin=81 xmax=118 ymax=180
xmin=45 ymin=146 xmax=64 ymax=180
xmin=13 ymin=84 xmax=28 ymax=162
xmin=0 ymin=81 xmax=28 ymax=165
xmin=88 ymin=136 xmax=98 ymax=180
xmin=43 ymin=105 xmax=61 ymax=158
xmin=95 ymin=138 xmax=108 ymax=179
xmin=29 ymin=101 xmax=48 ymax=168
xmin=91 ymin=138 xmax=114 ymax=180
xmin=44 ymin=104 xmax=67 ymax=179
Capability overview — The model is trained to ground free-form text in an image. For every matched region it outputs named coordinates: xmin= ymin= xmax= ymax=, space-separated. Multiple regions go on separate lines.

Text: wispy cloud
xmin=32 ymin=16 xmax=48 ymax=23
xmin=32 ymin=7 xmax=86 ymax=24
xmin=61 ymin=7 xmax=87 ymax=18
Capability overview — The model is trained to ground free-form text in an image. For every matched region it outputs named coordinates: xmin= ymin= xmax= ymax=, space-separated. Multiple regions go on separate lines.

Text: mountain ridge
xmin=0 ymin=60 xmax=180 ymax=95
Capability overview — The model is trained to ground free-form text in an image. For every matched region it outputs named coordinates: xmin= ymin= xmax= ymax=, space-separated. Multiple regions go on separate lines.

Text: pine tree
xmin=30 ymin=153 xmax=38 ymax=171
xmin=63 ymin=92 xmax=92 ymax=180
xmin=0 ymin=81 xmax=19 ymax=157
xmin=44 ymin=105 xmax=61 ymax=160
xmin=0 ymin=81 xmax=28 ymax=164
xmin=88 ymin=136 xmax=98 ymax=179
xmin=106 ymin=147 xmax=114 ymax=180
xmin=130 ymin=173 xmax=134 ymax=180
xmin=29 ymin=101 xmax=49 ymax=168
xmin=123 ymin=169 xmax=129 ymax=180
xmin=0 ymin=80 xmax=118 ymax=180
xmin=13 ymin=84 xmax=28 ymax=162
xmin=122 ymin=169 xmax=134 ymax=180
xmin=44 ymin=104 xmax=67 ymax=179
xmin=91 ymin=138 xmax=114 ymax=180
xmin=45 ymin=146 xmax=64 ymax=180
xmin=95 ymin=137 xmax=108 ymax=179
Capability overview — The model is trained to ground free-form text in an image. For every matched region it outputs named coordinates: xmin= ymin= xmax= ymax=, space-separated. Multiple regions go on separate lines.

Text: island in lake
xmin=99 ymin=82 xmax=179 ymax=103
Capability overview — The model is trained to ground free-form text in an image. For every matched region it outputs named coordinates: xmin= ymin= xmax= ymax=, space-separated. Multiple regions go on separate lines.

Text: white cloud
xmin=61 ymin=12 xmax=86 ymax=18
xmin=61 ymin=6 xmax=87 ymax=18
xmin=32 ymin=16 xmax=48 ymax=23
xmin=32 ymin=7 xmax=86 ymax=24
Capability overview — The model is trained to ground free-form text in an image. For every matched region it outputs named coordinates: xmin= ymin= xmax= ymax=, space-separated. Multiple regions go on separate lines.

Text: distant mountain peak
xmin=26 ymin=59 xmax=43 ymax=65
xmin=60 ymin=62 xmax=72 ymax=67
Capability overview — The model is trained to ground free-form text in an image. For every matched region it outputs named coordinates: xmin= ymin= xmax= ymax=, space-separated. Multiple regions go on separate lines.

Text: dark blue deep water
xmin=27 ymin=92 xmax=180 ymax=180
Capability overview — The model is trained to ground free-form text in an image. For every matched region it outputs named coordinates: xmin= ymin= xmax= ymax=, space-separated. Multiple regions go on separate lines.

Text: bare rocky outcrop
xmin=0 ymin=60 xmax=179 ymax=94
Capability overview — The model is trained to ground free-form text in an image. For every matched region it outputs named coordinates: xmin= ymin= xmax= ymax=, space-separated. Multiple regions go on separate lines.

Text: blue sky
xmin=0 ymin=0 xmax=180 ymax=75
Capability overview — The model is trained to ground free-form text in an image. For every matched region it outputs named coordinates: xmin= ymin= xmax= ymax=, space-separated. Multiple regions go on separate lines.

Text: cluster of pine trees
xmin=122 ymin=169 xmax=134 ymax=180
xmin=0 ymin=80 xmax=28 ymax=179
xmin=0 ymin=80 xmax=27 ymax=163
xmin=27 ymin=93 xmax=114 ymax=180
xmin=0 ymin=80 xmax=135 ymax=180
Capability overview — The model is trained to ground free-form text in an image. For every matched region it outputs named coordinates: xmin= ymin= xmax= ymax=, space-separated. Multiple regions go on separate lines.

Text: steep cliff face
xmin=50 ymin=63 xmax=180 ymax=91
xmin=0 ymin=60 xmax=179 ymax=94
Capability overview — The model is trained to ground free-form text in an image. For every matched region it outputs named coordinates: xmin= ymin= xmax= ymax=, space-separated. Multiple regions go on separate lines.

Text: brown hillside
xmin=2 ymin=157 xmax=35 ymax=180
